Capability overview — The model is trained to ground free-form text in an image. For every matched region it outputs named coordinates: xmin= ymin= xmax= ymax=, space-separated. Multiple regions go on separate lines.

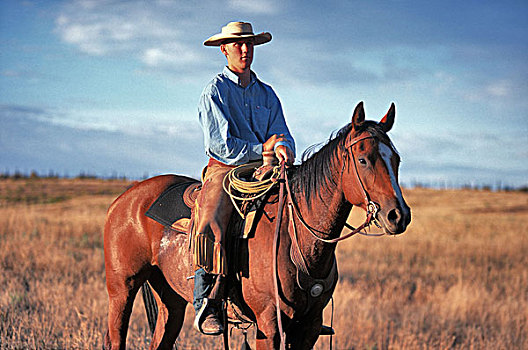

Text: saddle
xmin=145 ymin=162 xmax=275 ymax=237
xmin=145 ymin=181 xmax=264 ymax=240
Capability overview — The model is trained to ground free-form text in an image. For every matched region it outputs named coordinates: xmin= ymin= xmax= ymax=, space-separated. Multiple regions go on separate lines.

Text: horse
xmin=103 ymin=102 xmax=411 ymax=349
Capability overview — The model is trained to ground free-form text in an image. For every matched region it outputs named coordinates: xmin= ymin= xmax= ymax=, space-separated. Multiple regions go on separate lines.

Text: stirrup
xmin=193 ymin=298 xmax=224 ymax=336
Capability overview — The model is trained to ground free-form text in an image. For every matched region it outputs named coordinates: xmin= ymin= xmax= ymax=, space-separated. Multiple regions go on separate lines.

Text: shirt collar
xmin=223 ymin=66 xmax=257 ymax=87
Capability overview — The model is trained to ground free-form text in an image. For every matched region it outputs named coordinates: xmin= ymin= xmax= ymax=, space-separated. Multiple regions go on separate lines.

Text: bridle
xmin=284 ymin=134 xmax=384 ymax=244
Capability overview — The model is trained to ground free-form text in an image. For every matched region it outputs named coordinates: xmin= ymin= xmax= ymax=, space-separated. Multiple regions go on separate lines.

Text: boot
xmin=193 ymin=268 xmax=224 ymax=335
xmin=194 ymin=298 xmax=224 ymax=335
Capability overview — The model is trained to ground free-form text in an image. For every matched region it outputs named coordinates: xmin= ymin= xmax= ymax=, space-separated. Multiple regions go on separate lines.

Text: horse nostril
xmin=387 ymin=208 xmax=401 ymax=225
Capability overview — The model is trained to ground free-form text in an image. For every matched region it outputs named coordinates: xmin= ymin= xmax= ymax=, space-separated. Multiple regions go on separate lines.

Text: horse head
xmin=341 ymin=102 xmax=411 ymax=235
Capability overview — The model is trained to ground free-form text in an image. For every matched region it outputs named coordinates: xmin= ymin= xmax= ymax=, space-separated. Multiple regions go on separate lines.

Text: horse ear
xmin=379 ymin=103 xmax=395 ymax=133
xmin=351 ymin=102 xmax=365 ymax=128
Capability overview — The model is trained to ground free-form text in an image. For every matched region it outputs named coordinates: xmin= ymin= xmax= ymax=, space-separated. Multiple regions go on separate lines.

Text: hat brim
xmin=203 ymin=32 xmax=272 ymax=46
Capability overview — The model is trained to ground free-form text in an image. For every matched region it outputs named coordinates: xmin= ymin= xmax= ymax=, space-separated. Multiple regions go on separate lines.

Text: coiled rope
xmin=222 ymin=161 xmax=281 ymax=218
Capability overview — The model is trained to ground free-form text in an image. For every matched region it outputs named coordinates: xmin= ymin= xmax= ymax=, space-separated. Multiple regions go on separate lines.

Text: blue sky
xmin=1 ymin=0 xmax=527 ymax=187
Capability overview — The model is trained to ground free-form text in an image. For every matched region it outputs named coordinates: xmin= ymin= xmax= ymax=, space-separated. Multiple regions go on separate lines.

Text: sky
xmin=1 ymin=0 xmax=527 ymax=188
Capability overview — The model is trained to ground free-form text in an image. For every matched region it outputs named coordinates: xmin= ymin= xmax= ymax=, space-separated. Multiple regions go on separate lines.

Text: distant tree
xmin=13 ymin=170 xmax=24 ymax=180
xmin=48 ymin=170 xmax=59 ymax=179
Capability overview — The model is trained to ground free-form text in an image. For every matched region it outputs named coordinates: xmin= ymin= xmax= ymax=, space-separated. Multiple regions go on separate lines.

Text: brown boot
xmin=194 ymin=298 xmax=224 ymax=336
xmin=201 ymin=311 xmax=224 ymax=335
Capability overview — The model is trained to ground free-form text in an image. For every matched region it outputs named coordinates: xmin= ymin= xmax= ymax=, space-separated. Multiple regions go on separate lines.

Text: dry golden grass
xmin=0 ymin=179 xmax=526 ymax=349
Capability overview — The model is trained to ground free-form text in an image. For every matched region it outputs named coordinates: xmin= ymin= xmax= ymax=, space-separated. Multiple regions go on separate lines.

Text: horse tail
xmin=141 ymin=282 xmax=158 ymax=334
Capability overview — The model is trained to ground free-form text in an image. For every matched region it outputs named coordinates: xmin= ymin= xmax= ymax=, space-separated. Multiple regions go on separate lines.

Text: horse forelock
xmin=355 ymin=122 xmax=398 ymax=161
xmin=358 ymin=121 xmax=391 ymax=144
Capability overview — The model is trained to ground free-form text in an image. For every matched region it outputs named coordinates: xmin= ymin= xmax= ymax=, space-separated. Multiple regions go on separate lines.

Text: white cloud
xmin=1 ymin=69 xmax=42 ymax=81
xmin=58 ymin=22 xmax=107 ymax=55
xmin=52 ymin=0 xmax=217 ymax=79
xmin=55 ymin=12 xmax=179 ymax=55
xmin=461 ymin=79 xmax=517 ymax=102
xmin=55 ymin=2 xmax=189 ymax=52
xmin=486 ymin=80 xmax=511 ymax=97
xmin=142 ymin=45 xmax=201 ymax=67
xmin=48 ymin=108 xmax=200 ymax=138
xmin=228 ymin=0 xmax=280 ymax=14
xmin=0 ymin=104 xmax=198 ymax=140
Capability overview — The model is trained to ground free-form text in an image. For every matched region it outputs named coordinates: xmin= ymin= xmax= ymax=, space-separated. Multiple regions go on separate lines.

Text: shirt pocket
xmin=253 ymin=105 xmax=271 ymax=134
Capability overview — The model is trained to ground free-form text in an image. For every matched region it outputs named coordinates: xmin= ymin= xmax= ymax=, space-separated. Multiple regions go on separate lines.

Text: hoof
xmin=320 ymin=325 xmax=335 ymax=336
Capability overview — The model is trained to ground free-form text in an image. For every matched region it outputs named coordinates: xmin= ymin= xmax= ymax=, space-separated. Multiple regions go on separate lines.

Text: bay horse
xmin=103 ymin=102 xmax=411 ymax=349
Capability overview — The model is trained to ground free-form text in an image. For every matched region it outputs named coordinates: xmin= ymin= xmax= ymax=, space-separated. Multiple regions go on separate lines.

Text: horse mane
xmin=290 ymin=121 xmax=390 ymax=203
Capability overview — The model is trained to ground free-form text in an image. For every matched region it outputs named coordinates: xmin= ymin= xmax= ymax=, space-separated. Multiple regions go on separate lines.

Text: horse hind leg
xmin=149 ymin=296 xmax=187 ymax=350
xmin=147 ymin=268 xmax=188 ymax=350
xmin=104 ymin=276 xmax=145 ymax=350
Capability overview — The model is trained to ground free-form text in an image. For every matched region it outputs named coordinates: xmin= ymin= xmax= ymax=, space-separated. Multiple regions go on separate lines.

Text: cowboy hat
xmin=204 ymin=21 xmax=272 ymax=46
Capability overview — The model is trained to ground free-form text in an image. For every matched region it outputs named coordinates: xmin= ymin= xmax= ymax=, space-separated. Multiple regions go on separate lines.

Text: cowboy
xmin=193 ymin=21 xmax=296 ymax=335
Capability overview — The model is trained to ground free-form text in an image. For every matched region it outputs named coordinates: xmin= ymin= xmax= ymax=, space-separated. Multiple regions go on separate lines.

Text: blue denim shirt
xmin=198 ymin=66 xmax=295 ymax=166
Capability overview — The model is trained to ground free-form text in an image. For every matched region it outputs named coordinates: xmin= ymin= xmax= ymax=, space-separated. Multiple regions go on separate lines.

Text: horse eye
xmin=358 ymin=158 xmax=367 ymax=165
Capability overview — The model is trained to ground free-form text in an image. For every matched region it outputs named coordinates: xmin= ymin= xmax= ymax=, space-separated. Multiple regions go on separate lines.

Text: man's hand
xmin=275 ymin=145 xmax=294 ymax=166
xmin=264 ymin=134 xmax=294 ymax=165
xmin=263 ymin=134 xmax=281 ymax=152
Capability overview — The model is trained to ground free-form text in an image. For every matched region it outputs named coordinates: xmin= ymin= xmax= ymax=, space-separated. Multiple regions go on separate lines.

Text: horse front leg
xmin=286 ymin=311 xmax=324 ymax=350
xmin=254 ymin=305 xmax=283 ymax=350
xmin=254 ymin=307 xmax=324 ymax=350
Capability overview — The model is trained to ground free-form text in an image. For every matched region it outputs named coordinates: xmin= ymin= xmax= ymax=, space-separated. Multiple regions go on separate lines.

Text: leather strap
xmin=272 ymin=163 xmax=287 ymax=350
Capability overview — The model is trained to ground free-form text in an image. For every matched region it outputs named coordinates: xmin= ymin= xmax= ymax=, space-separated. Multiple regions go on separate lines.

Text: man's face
xmin=221 ymin=38 xmax=254 ymax=73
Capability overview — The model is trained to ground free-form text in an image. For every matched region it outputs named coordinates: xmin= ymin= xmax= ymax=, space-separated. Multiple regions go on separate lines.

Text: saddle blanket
xmin=145 ymin=181 xmax=200 ymax=231
xmin=145 ymin=178 xmax=261 ymax=238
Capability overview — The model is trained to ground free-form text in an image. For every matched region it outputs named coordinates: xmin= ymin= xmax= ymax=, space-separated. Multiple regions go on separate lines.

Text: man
xmin=193 ymin=21 xmax=296 ymax=335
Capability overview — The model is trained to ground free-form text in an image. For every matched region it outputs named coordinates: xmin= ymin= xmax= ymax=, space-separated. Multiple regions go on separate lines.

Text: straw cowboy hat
xmin=204 ymin=21 xmax=272 ymax=46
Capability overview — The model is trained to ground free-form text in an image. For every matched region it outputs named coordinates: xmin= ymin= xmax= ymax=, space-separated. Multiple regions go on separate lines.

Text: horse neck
xmin=289 ymin=159 xmax=352 ymax=278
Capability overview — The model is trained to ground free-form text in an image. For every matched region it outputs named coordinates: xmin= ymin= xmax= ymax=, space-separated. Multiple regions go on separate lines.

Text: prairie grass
xmin=0 ymin=180 xmax=526 ymax=349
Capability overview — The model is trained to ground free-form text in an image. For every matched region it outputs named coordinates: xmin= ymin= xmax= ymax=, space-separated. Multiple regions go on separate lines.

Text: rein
xmin=285 ymin=170 xmax=382 ymax=244
xmin=286 ymin=134 xmax=384 ymax=245
xmin=273 ymin=163 xmax=288 ymax=350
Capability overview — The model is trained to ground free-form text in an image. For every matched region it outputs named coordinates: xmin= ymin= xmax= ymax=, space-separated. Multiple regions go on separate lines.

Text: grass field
xmin=0 ymin=178 xmax=526 ymax=349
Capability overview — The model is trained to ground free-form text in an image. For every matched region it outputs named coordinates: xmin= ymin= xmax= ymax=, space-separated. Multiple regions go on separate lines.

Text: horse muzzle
xmin=378 ymin=203 xmax=411 ymax=235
